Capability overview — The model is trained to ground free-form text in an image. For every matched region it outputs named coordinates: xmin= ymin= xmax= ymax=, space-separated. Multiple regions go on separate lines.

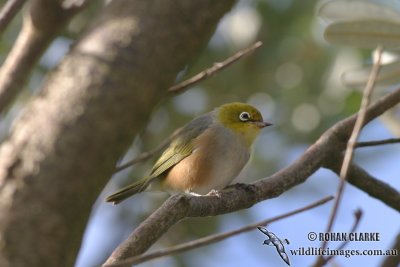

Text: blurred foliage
xmin=0 ymin=0 xmax=399 ymax=267
xmin=318 ymin=0 xmax=400 ymax=138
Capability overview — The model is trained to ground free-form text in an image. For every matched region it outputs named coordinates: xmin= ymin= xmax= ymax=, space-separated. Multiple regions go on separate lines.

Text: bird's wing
xmin=149 ymin=114 xmax=213 ymax=178
xmin=275 ymin=245 xmax=291 ymax=266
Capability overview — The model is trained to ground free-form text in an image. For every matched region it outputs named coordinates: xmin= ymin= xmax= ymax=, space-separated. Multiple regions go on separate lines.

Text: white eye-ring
xmin=239 ymin=112 xmax=251 ymax=122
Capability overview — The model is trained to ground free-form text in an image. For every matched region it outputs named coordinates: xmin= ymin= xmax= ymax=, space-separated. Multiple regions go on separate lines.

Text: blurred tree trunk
xmin=0 ymin=1 xmax=235 ymax=266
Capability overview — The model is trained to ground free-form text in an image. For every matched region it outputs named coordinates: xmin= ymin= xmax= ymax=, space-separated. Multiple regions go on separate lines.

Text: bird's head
xmin=216 ymin=102 xmax=272 ymax=146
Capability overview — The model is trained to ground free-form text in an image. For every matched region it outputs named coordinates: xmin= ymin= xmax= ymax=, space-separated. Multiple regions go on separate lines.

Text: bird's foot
xmin=207 ymin=189 xmax=222 ymax=198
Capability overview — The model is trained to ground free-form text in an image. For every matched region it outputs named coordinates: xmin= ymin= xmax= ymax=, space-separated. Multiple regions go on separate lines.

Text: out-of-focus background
xmin=1 ymin=0 xmax=399 ymax=266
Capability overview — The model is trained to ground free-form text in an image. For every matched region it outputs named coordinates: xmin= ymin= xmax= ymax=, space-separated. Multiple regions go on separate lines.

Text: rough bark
xmin=0 ymin=0 xmax=88 ymax=113
xmin=0 ymin=1 xmax=236 ymax=266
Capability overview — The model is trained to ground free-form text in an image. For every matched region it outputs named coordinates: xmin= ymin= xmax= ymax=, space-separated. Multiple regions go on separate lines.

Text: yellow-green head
xmin=216 ymin=102 xmax=272 ymax=146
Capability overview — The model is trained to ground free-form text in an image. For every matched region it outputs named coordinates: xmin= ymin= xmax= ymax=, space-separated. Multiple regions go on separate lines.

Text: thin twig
xmin=326 ymin=162 xmax=400 ymax=212
xmin=0 ymin=0 xmax=27 ymax=37
xmin=317 ymin=46 xmax=383 ymax=264
xmin=103 ymin=196 xmax=334 ymax=267
xmin=168 ymin=41 xmax=262 ymax=93
xmin=114 ymin=128 xmax=182 ymax=173
xmin=380 ymin=232 xmax=400 ymax=267
xmin=114 ymin=42 xmax=263 ymax=172
xmin=316 ymin=209 xmax=363 ymax=267
xmin=356 ymin=138 xmax=400 ymax=148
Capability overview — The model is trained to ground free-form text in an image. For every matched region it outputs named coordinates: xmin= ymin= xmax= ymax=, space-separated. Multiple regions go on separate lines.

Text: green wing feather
xmin=105 ymin=177 xmax=150 ymax=204
xmin=149 ymin=142 xmax=193 ymax=177
xmin=105 ymin=113 xmax=213 ymax=204
xmin=149 ymin=113 xmax=213 ymax=177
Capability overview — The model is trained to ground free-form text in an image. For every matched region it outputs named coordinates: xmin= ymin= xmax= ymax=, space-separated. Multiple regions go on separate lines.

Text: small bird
xmin=257 ymin=227 xmax=290 ymax=266
xmin=106 ymin=102 xmax=272 ymax=204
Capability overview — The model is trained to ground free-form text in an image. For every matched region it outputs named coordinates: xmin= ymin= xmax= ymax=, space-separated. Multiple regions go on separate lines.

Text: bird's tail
xmin=105 ymin=177 xmax=151 ymax=204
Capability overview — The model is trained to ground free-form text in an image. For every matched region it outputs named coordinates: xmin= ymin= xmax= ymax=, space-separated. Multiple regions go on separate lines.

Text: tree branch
xmin=313 ymin=209 xmax=363 ymax=267
xmin=104 ymin=75 xmax=400 ymax=265
xmin=115 ymin=41 xmax=263 ymax=173
xmin=168 ymin=41 xmax=262 ymax=93
xmin=380 ymin=233 xmax=400 ymax=267
xmin=320 ymin=46 xmax=382 ymax=254
xmin=325 ymin=160 xmax=400 ymax=211
xmin=115 ymin=128 xmax=182 ymax=173
xmin=0 ymin=0 xmax=89 ymax=113
xmin=104 ymin=196 xmax=333 ymax=266
xmin=0 ymin=0 xmax=27 ymax=36
xmin=356 ymin=138 xmax=400 ymax=148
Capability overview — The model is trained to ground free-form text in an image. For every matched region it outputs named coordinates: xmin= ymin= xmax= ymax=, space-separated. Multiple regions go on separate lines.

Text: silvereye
xmin=106 ymin=102 xmax=271 ymax=204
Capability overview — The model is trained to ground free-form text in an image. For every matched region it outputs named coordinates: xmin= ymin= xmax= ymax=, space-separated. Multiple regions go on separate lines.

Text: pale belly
xmin=163 ymin=126 xmax=250 ymax=194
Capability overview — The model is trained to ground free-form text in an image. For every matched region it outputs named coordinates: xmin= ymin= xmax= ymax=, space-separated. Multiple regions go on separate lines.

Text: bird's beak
xmin=254 ymin=121 xmax=273 ymax=128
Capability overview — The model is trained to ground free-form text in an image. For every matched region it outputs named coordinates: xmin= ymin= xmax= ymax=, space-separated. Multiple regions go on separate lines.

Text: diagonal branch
xmin=356 ymin=138 xmax=400 ymax=148
xmin=324 ymin=159 xmax=400 ymax=211
xmin=318 ymin=46 xmax=382 ymax=260
xmin=104 ymin=196 xmax=333 ymax=267
xmin=314 ymin=209 xmax=363 ymax=267
xmin=114 ymin=42 xmax=263 ymax=173
xmin=0 ymin=0 xmax=90 ymax=113
xmin=0 ymin=0 xmax=27 ymax=36
xmin=380 ymin=233 xmax=400 ymax=267
xmin=168 ymin=41 xmax=262 ymax=94
xmin=104 ymin=81 xmax=400 ymax=266
xmin=114 ymin=128 xmax=182 ymax=173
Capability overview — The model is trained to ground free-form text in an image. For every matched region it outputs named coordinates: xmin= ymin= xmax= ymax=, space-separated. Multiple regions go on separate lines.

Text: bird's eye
xmin=239 ymin=112 xmax=251 ymax=122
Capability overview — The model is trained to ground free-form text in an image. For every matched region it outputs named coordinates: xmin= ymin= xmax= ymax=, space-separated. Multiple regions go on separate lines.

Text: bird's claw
xmin=207 ymin=189 xmax=221 ymax=198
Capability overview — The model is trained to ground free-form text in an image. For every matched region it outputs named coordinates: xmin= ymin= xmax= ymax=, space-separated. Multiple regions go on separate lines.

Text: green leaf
xmin=342 ymin=59 xmax=400 ymax=87
xmin=324 ymin=20 xmax=400 ymax=48
xmin=319 ymin=0 xmax=400 ymax=23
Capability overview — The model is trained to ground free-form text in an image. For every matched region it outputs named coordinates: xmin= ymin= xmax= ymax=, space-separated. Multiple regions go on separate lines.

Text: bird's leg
xmin=187 ymin=190 xmax=221 ymax=198
xmin=188 ymin=191 xmax=202 ymax=197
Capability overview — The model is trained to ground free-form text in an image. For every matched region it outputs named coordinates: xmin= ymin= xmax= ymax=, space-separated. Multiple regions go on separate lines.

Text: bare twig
xmin=168 ymin=41 xmax=262 ymax=93
xmin=114 ymin=127 xmax=182 ymax=173
xmin=0 ymin=0 xmax=27 ymax=36
xmin=356 ymin=138 xmax=400 ymax=148
xmin=380 ymin=233 xmax=400 ymax=267
xmin=315 ymin=209 xmax=363 ymax=267
xmin=319 ymin=46 xmax=383 ymax=257
xmin=325 ymin=161 xmax=400 ymax=211
xmin=114 ymin=42 xmax=263 ymax=172
xmin=103 ymin=196 xmax=334 ymax=267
